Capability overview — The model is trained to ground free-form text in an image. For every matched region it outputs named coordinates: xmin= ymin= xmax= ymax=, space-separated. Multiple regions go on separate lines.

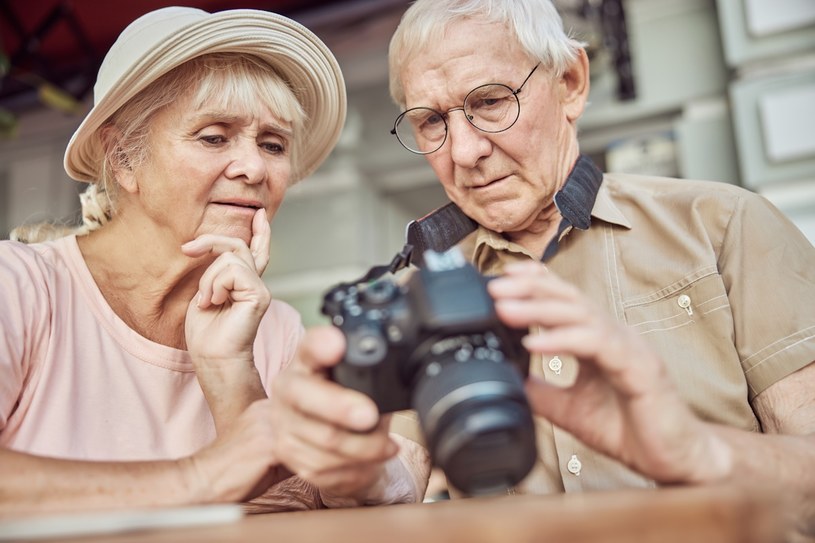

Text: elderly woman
xmin=0 ymin=6 xmax=401 ymax=514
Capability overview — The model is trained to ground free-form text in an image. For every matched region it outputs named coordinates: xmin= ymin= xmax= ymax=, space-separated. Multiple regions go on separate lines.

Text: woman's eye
xmin=261 ymin=141 xmax=286 ymax=154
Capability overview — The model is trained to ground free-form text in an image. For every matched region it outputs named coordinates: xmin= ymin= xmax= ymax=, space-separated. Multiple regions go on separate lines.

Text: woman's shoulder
xmin=0 ymin=239 xmax=79 ymax=344
xmin=0 ymin=237 xmax=76 ymax=281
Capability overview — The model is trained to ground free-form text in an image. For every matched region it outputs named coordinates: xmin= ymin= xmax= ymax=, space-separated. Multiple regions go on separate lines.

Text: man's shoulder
xmin=599 ymin=172 xmax=764 ymax=218
xmin=602 ymin=172 xmax=752 ymax=199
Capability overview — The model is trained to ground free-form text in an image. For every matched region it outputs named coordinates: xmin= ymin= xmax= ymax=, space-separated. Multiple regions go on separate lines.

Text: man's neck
xmin=504 ymin=205 xmax=563 ymax=260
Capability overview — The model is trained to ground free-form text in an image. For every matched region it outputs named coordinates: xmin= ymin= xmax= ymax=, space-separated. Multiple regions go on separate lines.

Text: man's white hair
xmin=388 ymin=0 xmax=585 ymax=108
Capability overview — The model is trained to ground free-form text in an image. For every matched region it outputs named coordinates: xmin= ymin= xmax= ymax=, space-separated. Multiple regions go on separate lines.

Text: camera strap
xmin=405 ymin=202 xmax=477 ymax=268
xmin=323 ymin=244 xmax=415 ymax=300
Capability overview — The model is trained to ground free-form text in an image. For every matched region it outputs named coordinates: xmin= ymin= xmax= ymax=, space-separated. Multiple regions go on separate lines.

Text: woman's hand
xmin=182 ymin=208 xmax=272 ymax=430
xmin=488 ymin=261 xmax=731 ymax=485
xmin=183 ymin=208 xmax=271 ymax=362
xmin=267 ymin=327 xmax=404 ymax=502
xmin=182 ymin=398 xmax=285 ymax=504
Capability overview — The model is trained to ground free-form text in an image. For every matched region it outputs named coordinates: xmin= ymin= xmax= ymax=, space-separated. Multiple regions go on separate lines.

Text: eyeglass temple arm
xmin=514 ymin=62 xmax=541 ymax=95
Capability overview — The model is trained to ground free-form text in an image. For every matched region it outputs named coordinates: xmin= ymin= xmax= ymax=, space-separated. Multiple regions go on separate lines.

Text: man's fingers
xmin=488 ymin=264 xmax=579 ymax=303
xmin=494 ymin=298 xmax=591 ymax=329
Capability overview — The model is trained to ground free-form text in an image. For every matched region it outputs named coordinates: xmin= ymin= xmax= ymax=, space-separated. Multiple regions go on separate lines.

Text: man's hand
xmin=488 ymin=261 xmax=732 ymax=485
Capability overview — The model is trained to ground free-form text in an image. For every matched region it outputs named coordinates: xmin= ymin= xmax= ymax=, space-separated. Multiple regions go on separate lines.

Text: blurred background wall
xmin=2 ymin=0 xmax=814 ymax=325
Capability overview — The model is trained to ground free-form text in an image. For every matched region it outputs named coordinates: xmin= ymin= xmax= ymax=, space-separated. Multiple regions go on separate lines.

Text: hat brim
xmin=64 ymin=8 xmax=346 ymax=183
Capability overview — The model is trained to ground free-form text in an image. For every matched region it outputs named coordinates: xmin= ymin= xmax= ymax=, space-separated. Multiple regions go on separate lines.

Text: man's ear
xmin=99 ymin=125 xmax=138 ymax=194
xmin=559 ymin=47 xmax=590 ymax=123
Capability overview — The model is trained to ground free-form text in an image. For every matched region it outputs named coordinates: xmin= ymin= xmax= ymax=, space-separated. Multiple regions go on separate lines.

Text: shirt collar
xmin=592 ymin=179 xmax=632 ymax=229
xmin=406 ymin=155 xmax=631 ymax=266
xmin=470 ymin=155 xmax=631 ymax=261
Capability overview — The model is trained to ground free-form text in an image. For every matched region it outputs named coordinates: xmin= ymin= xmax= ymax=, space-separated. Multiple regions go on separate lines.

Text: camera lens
xmin=412 ymin=355 xmax=537 ymax=495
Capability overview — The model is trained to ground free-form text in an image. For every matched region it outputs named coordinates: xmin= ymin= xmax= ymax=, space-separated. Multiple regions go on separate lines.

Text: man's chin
xmin=466 ymin=205 xmax=527 ymax=234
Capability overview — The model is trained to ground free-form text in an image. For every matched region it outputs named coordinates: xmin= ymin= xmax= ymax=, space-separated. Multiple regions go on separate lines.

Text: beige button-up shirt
xmin=392 ymin=172 xmax=815 ymax=495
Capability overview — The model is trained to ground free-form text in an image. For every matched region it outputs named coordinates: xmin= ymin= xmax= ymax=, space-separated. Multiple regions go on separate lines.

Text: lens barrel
xmin=412 ymin=356 xmax=537 ymax=495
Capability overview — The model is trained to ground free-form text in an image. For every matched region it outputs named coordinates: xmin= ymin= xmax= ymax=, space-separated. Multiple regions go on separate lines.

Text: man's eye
xmin=405 ymin=108 xmax=443 ymax=130
xmin=200 ymin=135 xmax=226 ymax=145
xmin=469 ymin=95 xmax=504 ymax=110
xmin=467 ymin=85 xmax=513 ymax=112
xmin=424 ymin=113 xmax=444 ymax=126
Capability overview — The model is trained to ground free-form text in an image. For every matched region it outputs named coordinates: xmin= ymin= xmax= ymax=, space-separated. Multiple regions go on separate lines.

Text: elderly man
xmin=269 ymin=0 xmax=815 ymax=536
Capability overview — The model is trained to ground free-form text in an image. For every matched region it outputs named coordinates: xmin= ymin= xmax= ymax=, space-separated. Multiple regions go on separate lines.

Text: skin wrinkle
xmin=80 ymin=89 xmax=291 ymax=350
xmin=401 ymin=20 xmax=586 ymax=258
xmin=382 ymin=8 xmax=815 ymax=542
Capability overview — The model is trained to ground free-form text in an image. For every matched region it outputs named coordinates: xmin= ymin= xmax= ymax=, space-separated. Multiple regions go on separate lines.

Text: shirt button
xmin=567 ymin=454 xmax=582 ymax=476
xmin=547 ymin=356 xmax=563 ymax=375
xmin=677 ymin=294 xmax=693 ymax=316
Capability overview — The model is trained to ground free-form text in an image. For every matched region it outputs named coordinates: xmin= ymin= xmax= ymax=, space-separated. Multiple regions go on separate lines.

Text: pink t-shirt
xmin=0 ymin=236 xmax=304 ymax=461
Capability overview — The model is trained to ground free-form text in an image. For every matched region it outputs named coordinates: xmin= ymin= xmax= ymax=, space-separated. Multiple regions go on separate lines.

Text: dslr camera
xmin=321 ymin=248 xmax=537 ymax=495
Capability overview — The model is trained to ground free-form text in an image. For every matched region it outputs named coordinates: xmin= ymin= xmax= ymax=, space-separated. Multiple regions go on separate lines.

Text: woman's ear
xmin=99 ymin=125 xmax=138 ymax=194
xmin=559 ymin=47 xmax=590 ymax=123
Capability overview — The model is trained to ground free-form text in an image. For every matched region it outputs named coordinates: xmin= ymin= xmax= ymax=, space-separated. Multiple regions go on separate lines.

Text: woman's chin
xmin=207 ymin=222 xmax=253 ymax=245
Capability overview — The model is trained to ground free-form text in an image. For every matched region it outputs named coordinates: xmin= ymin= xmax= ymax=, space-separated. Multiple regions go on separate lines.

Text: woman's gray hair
xmin=12 ymin=52 xmax=305 ymax=244
xmin=388 ymin=0 xmax=586 ymax=108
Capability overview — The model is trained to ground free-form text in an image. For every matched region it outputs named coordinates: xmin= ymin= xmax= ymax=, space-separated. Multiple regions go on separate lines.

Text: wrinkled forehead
xmin=399 ymin=19 xmax=532 ymax=107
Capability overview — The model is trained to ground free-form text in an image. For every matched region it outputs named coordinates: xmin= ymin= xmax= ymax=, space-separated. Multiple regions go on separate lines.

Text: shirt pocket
xmin=623 ymin=272 xmax=731 ymax=334
xmin=620 ymin=272 xmax=759 ymax=431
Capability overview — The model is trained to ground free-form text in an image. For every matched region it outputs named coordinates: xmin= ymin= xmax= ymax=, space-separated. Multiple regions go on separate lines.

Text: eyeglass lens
xmin=393 ymin=83 xmax=520 ymax=154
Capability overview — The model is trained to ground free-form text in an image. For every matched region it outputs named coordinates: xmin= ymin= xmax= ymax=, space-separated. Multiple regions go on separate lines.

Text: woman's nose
xmin=225 ymin=140 xmax=267 ymax=184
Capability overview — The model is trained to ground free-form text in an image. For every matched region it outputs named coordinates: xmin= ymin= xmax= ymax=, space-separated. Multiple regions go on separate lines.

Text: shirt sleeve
xmin=389 ymin=410 xmax=426 ymax=446
xmin=0 ymin=241 xmax=53 ymax=430
xmin=254 ymin=299 xmax=305 ymax=393
xmin=718 ymin=192 xmax=815 ymax=399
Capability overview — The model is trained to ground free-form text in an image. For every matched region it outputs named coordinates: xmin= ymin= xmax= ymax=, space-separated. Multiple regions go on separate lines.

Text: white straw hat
xmin=64 ymin=6 xmax=346 ymax=183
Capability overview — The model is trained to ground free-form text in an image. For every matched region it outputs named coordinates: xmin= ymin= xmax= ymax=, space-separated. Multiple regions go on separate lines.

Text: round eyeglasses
xmin=391 ymin=63 xmax=540 ymax=155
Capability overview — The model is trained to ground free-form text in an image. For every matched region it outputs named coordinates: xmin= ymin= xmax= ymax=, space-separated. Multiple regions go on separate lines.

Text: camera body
xmin=321 ymin=249 xmax=537 ymax=495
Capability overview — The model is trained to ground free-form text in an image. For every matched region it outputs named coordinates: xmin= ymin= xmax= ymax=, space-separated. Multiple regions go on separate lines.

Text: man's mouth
xmin=471 ymin=175 xmax=509 ymax=190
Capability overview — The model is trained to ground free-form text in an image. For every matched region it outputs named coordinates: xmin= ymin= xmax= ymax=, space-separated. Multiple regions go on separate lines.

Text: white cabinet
xmin=730 ymin=68 xmax=815 ymax=188
xmin=717 ymin=0 xmax=815 ymax=67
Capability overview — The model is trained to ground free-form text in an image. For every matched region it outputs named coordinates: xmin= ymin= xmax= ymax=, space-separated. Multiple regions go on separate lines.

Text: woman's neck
xmin=76 ymin=221 xmax=205 ymax=349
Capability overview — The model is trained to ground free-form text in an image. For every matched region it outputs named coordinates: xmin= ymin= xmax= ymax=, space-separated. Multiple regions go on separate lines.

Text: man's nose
xmin=446 ymin=111 xmax=490 ymax=168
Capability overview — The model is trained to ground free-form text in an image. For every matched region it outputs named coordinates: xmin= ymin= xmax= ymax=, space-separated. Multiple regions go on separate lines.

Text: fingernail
xmin=350 ymin=405 xmax=377 ymax=430
xmin=195 ymin=292 xmax=203 ymax=308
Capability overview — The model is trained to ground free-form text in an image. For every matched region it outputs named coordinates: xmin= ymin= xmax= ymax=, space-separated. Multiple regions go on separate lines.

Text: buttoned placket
xmin=530 ymin=325 xmax=587 ymax=491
